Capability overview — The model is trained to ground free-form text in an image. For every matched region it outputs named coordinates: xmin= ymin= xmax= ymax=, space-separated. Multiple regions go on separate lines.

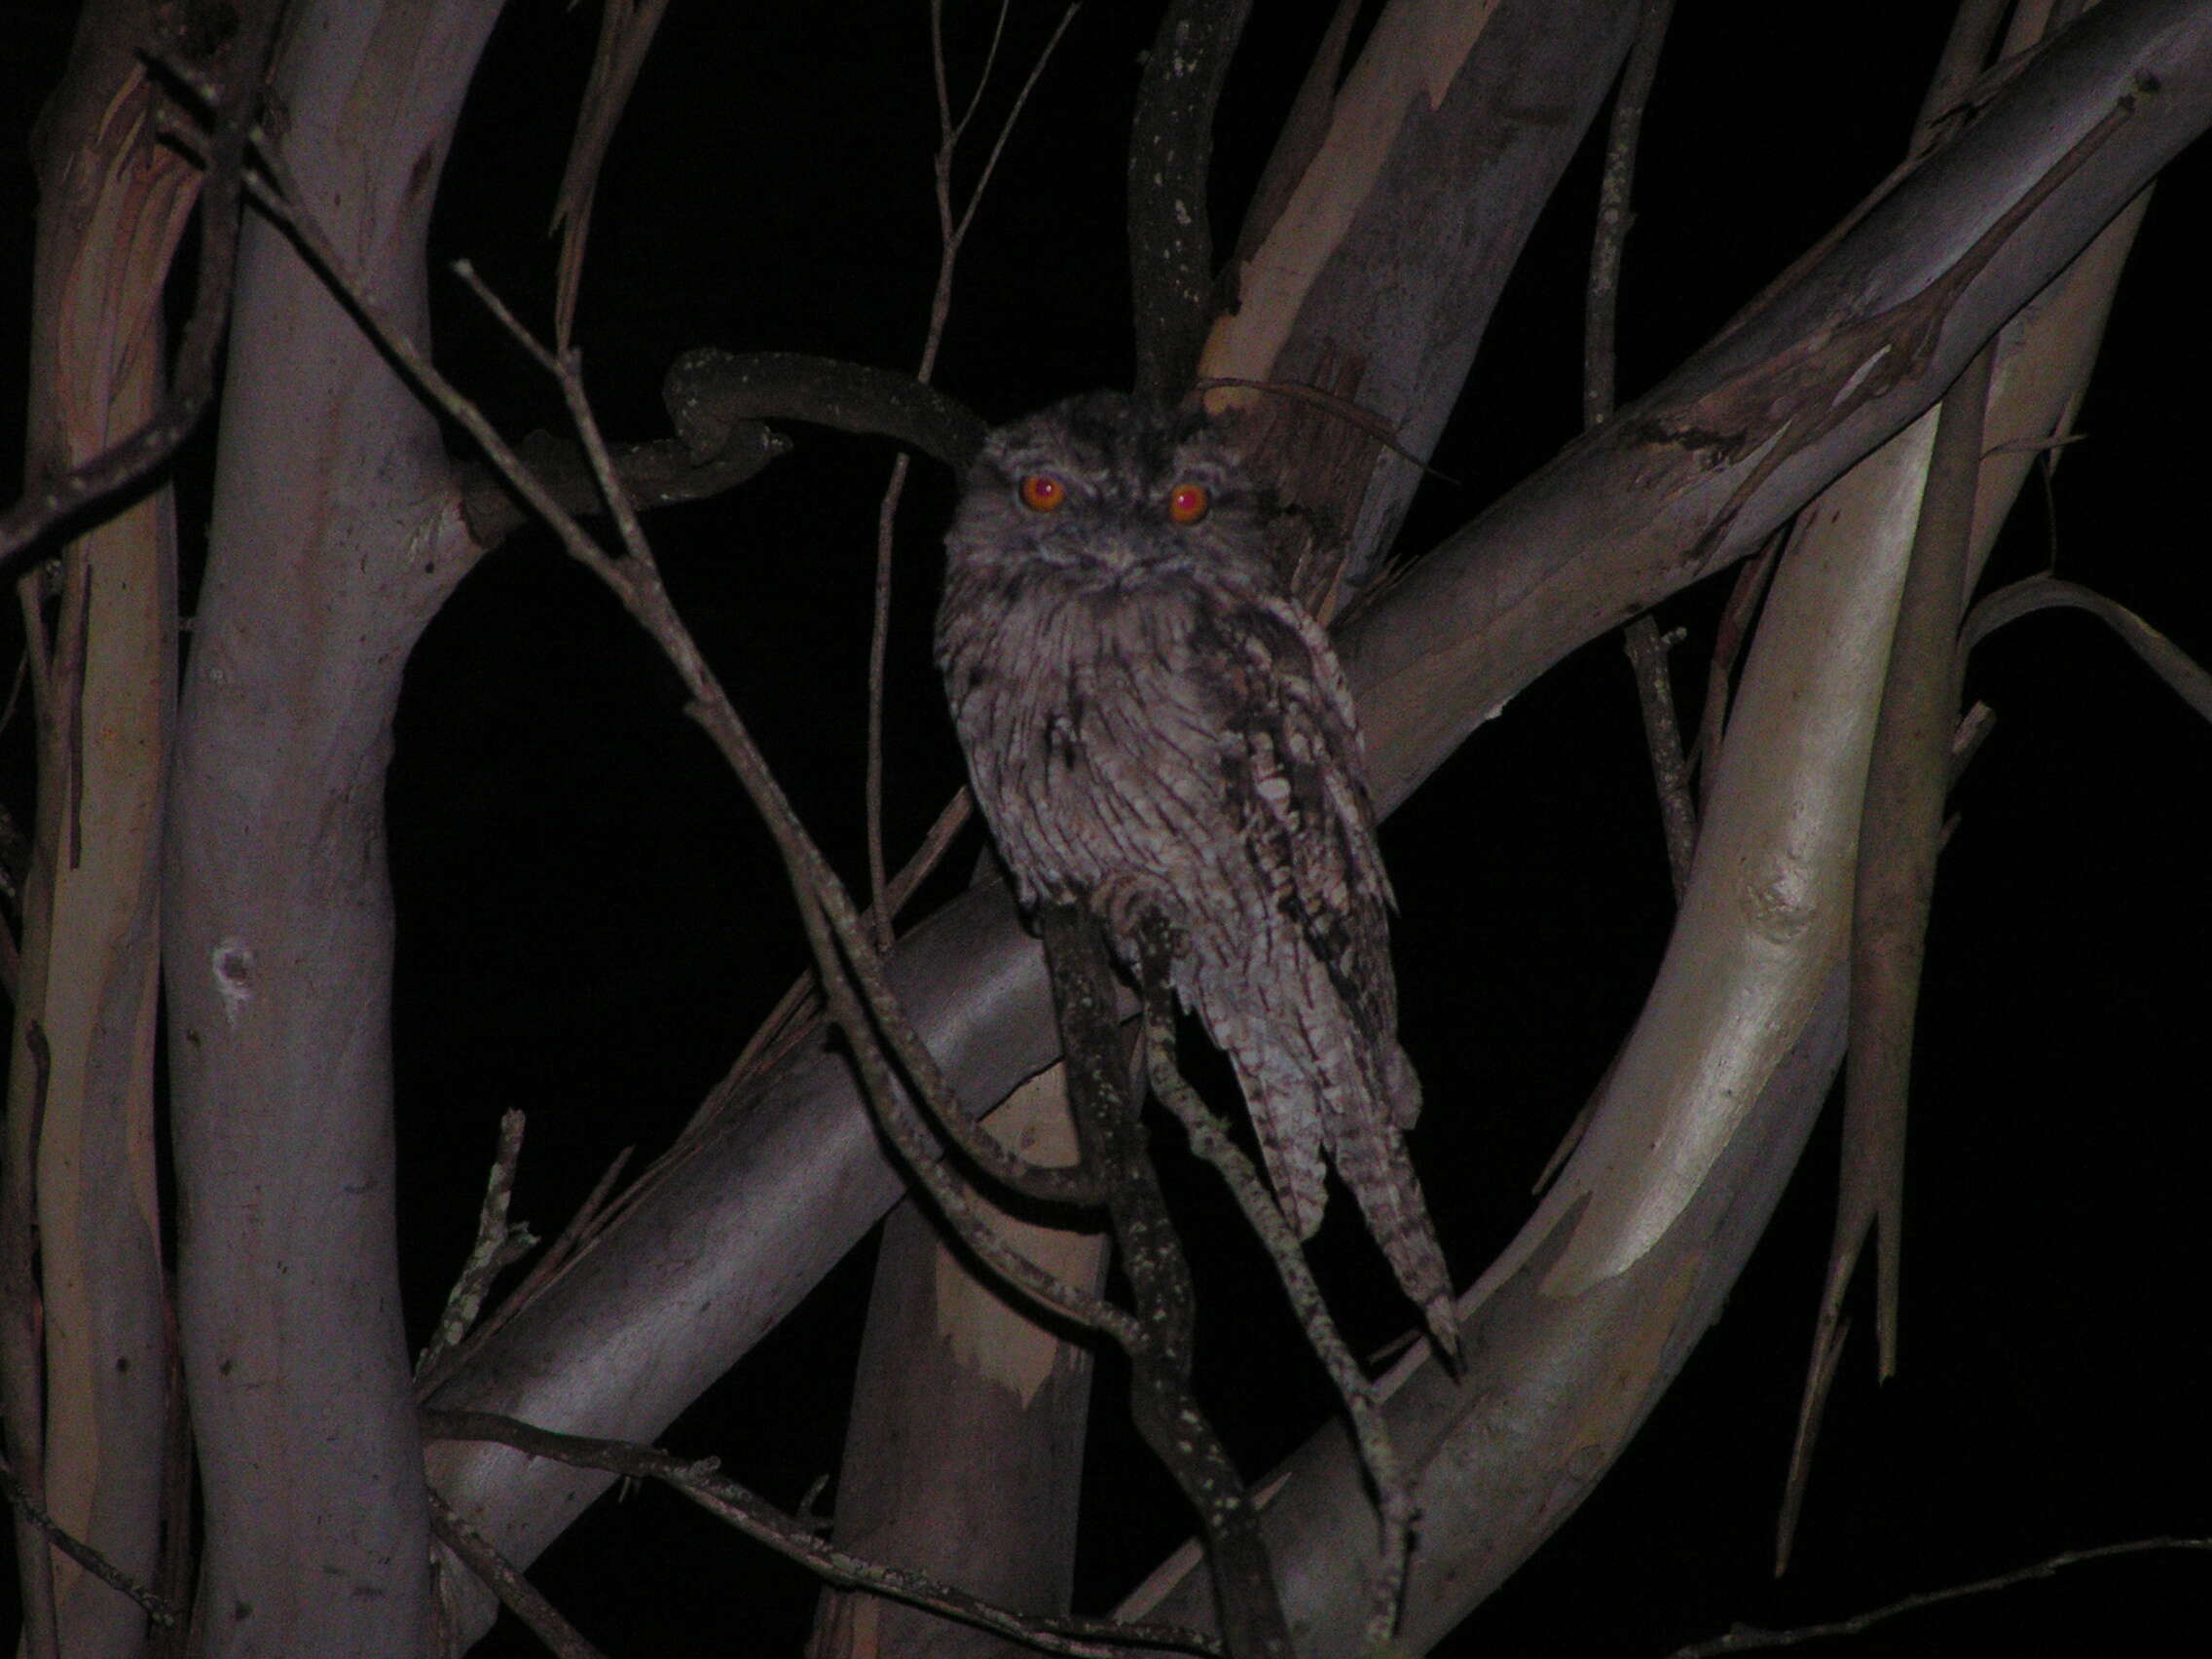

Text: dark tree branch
xmin=456 ymin=419 xmax=788 ymax=549
xmin=1136 ymin=942 xmax=1412 ymax=1649
xmin=1620 ymin=619 xmax=1697 ymax=898
xmin=422 ymin=1410 xmax=1224 ymax=1659
xmin=1583 ymin=0 xmax=1676 ymax=428
xmin=1128 ymin=0 xmax=1252 ymax=401
xmin=1690 ymin=526 xmax=1786 ymax=815
xmin=549 ymin=0 xmax=676 ymax=353
xmin=428 ymin=1492 xmax=609 ymax=1659
xmin=0 ymin=1452 xmax=182 ymax=1630
xmin=2 ymin=1001 xmax=55 ymax=1658
xmin=1036 ymin=905 xmax=1290 ymax=1659
xmin=666 ymin=348 xmax=989 ymax=467
xmin=424 ymin=0 xmax=2212 ymax=1615
xmin=1582 ymin=0 xmax=1697 ymax=899
xmin=867 ymin=5 xmax=1071 ymax=943
xmin=1672 ymin=1536 xmax=2212 ymax=1657
xmin=1962 ymin=574 xmax=2212 ymax=721
xmin=415 ymin=1110 xmax=536 ymax=1387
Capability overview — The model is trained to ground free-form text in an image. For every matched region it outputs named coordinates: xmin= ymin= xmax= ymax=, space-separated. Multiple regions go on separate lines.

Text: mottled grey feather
xmin=936 ymin=391 xmax=1456 ymax=1358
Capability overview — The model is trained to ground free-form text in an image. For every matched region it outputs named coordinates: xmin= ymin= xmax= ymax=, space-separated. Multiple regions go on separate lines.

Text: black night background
xmin=3 ymin=2 xmax=2208 ymax=1654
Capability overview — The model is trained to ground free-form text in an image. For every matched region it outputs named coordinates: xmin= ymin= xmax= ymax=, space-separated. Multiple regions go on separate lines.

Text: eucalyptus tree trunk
xmin=162 ymin=2 xmax=502 ymax=1652
xmin=804 ymin=9 xmax=1642 ymax=1648
xmin=425 ymin=10 xmax=2212 ymax=1654
xmin=5 ymin=5 xmax=195 ymax=1653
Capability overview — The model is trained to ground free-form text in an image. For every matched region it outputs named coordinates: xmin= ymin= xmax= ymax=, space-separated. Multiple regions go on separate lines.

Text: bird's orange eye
xmin=1018 ymin=474 xmax=1066 ymax=512
xmin=1167 ymin=483 xmax=1210 ymax=525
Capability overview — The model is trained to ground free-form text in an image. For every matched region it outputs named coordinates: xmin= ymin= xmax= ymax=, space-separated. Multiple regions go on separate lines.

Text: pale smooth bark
xmin=1128 ymin=138 xmax=2158 ymax=1659
xmin=809 ymin=1076 xmax=1105 ymax=1659
xmin=163 ymin=2 xmax=503 ymax=1653
xmin=810 ymin=9 xmax=1639 ymax=1645
xmin=7 ymin=6 xmax=196 ymax=1653
xmin=425 ymin=6 xmax=2212 ymax=1636
xmin=1202 ymin=0 xmax=1641 ymax=582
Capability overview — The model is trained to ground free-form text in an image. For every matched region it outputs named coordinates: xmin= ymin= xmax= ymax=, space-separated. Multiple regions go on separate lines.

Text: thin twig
xmin=1672 ymin=1536 xmax=2212 ymax=1656
xmin=1139 ymin=978 xmax=1412 ymax=1649
xmin=417 ymin=1144 xmax=631 ymax=1403
xmin=1188 ymin=377 xmax=1451 ymax=479
xmin=0 ymin=1454 xmax=183 ymax=1628
xmin=549 ymin=0 xmax=675 ymax=352
xmin=1584 ymin=0 xmax=1694 ymax=898
xmin=1583 ymin=0 xmax=1676 ymax=428
xmin=1036 ymin=906 xmax=1292 ymax=1659
xmin=865 ymin=452 xmax=910 ymax=949
xmin=940 ymin=5 xmax=1082 ymax=256
xmin=417 ymin=1110 xmax=537 ymax=1385
xmin=1962 ymin=573 xmax=2212 ymax=724
xmin=429 ymin=1490 xmax=609 ymax=1659
xmin=867 ymin=3 xmax=1079 ymax=940
xmin=539 ymin=321 xmax=1111 ymax=1216
xmin=247 ymin=146 xmax=1114 ymax=1284
xmin=423 ymin=1409 xmax=1224 ymax=1658
xmin=1622 ymin=618 xmax=1697 ymax=898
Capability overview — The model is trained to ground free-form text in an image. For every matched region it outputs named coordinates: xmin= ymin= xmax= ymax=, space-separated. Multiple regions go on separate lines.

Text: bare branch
xmin=0 ymin=1454 xmax=183 ymax=1630
xmin=1583 ymin=0 xmax=1676 ymax=428
xmin=871 ymin=2 xmax=1080 ymax=935
xmin=1138 ymin=971 xmax=1412 ymax=1650
xmin=1672 ymin=1536 xmax=2212 ymax=1657
xmin=416 ymin=1146 xmax=631 ymax=1404
xmin=1621 ymin=617 xmax=1698 ymax=899
xmin=662 ymin=349 xmax=985 ymax=466
xmin=2 ymin=1018 xmax=56 ymax=1659
xmin=422 ymin=1410 xmax=1225 ymax=1658
xmin=251 ymin=138 xmax=1118 ymax=1280
xmin=1962 ymin=574 xmax=2212 ymax=723
xmin=416 ymin=1111 xmax=537 ymax=1388
xmin=865 ymin=451 xmax=911 ymax=950
xmin=429 ymin=1491 xmax=609 ymax=1659
xmin=545 ymin=327 xmax=1123 ymax=1235
xmin=1584 ymin=0 xmax=1697 ymax=900
xmin=1035 ymin=905 xmax=1291 ymax=1659
xmin=1690 ymin=526 xmax=1786 ymax=811
xmin=1846 ymin=346 xmax=1995 ymax=1372
xmin=1128 ymin=0 xmax=1253 ymax=399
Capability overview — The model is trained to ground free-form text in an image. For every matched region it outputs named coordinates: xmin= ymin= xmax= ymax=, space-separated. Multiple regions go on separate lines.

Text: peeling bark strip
xmin=9 ymin=6 xmax=203 ymax=1654
xmin=424 ymin=2 xmax=2212 ymax=1642
xmin=1202 ymin=0 xmax=1643 ymax=587
xmin=1345 ymin=0 xmax=2212 ymax=815
xmin=1848 ymin=346 xmax=1995 ymax=1375
xmin=811 ymin=1076 xmax=1105 ymax=1659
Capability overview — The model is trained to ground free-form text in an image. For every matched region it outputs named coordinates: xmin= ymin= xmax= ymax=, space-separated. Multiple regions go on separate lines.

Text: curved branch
xmin=425 ymin=0 xmax=2212 ymax=1620
xmin=1962 ymin=573 xmax=2212 ymax=723
xmin=665 ymin=348 xmax=988 ymax=468
xmin=423 ymin=1409 xmax=1224 ymax=1659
